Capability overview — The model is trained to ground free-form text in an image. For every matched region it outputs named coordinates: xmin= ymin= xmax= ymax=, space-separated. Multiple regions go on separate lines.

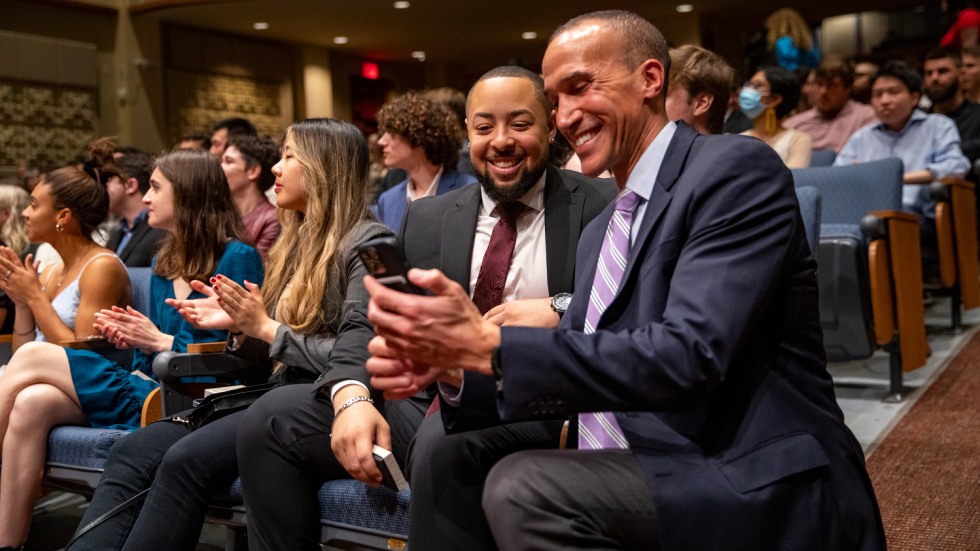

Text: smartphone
xmin=357 ymin=237 xmax=426 ymax=295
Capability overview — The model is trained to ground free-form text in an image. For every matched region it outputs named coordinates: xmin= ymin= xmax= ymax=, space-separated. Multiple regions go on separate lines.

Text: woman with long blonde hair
xmin=68 ymin=118 xmax=414 ymax=551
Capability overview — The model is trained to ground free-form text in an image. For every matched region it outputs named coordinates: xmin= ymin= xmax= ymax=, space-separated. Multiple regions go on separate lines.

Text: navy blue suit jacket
xmin=375 ymin=168 xmax=476 ymax=231
xmin=484 ymin=123 xmax=885 ymax=550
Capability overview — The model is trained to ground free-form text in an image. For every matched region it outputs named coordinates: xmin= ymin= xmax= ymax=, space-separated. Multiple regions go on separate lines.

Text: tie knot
xmin=614 ymin=189 xmax=641 ymax=213
xmin=496 ymin=201 xmax=525 ymax=223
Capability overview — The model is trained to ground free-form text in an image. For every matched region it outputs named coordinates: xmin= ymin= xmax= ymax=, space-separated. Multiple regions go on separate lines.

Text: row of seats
xmin=792 ymin=157 xmax=979 ymax=402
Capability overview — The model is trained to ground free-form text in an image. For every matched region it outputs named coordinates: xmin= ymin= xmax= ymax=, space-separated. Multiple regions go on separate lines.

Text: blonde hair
xmin=0 ymin=185 xmax=30 ymax=254
xmin=262 ymin=119 xmax=371 ymax=340
xmin=765 ymin=8 xmax=813 ymax=53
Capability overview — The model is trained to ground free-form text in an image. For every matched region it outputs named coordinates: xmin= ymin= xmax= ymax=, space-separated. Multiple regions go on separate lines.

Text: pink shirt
xmin=784 ymin=100 xmax=878 ymax=153
xmin=241 ymin=199 xmax=280 ymax=260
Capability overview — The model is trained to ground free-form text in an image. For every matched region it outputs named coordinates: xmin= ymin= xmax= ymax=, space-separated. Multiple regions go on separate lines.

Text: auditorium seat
xmin=809 ymin=149 xmax=836 ymax=167
xmin=792 ymin=158 xmax=928 ymax=402
xmin=929 ymin=178 xmax=980 ymax=332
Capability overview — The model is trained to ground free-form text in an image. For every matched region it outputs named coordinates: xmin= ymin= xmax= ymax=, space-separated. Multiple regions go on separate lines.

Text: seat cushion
xmin=46 ymin=426 xmax=129 ymax=469
xmin=228 ymin=478 xmax=411 ymax=535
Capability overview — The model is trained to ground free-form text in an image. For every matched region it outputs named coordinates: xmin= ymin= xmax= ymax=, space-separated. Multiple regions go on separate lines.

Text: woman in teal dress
xmin=0 ymin=148 xmax=263 ymax=550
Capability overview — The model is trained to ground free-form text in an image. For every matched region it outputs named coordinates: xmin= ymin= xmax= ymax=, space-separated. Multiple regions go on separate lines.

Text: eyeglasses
xmin=743 ymin=80 xmax=771 ymax=95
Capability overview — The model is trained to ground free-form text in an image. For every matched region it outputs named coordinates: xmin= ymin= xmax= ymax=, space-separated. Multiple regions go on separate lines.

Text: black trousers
xmin=405 ymin=414 xmax=564 ymax=551
xmin=483 ymin=449 xmax=660 ymax=551
xmin=70 ymin=408 xmax=241 ymax=551
xmin=236 ymin=384 xmax=427 ymax=551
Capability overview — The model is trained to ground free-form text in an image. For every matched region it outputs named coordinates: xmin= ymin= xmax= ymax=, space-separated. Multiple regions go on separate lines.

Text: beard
xmin=925 ymin=81 xmax=958 ymax=104
xmin=477 ymin=159 xmax=547 ymax=204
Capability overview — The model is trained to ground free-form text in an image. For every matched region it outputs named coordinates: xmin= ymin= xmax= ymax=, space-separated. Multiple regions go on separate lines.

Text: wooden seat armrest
xmin=186 ymin=341 xmax=228 ymax=353
xmin=0 ymin=334 xmax=12 ymax=344
xmin=59 ymin=337 xmax=114 ymax=351
xmin=881 ymin=215 xmax=929 ymax=371
xmin=939 ymin=177 xmax=975 ymax=190
xmin=866 ymin=210 xmax=919 ymax=223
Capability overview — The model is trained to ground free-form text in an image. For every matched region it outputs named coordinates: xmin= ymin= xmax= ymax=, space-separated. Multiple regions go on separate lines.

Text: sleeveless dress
xmin=65 ymin=240 xmax=264 ymax=430
xmin=35 ymin=252 xmax=123 ymax=342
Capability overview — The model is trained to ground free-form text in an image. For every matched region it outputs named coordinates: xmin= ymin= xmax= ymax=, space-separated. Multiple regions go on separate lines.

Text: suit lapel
xmin=441 ymin=185 xmax=481 ymax=292
xmin=571 ymin=123 xmax=698 ymax=328
xmin=543 ymin=166 xmax=582 ymax=295
xmin=620 ymin=123 xmax=697 ymax=279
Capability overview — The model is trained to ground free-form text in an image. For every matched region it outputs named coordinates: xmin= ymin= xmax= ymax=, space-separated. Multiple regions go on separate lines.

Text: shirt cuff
xmin=438 ymin=380 xmax=464 ymax=407
xmin=329 ymin=380 xmax=370 ymax=401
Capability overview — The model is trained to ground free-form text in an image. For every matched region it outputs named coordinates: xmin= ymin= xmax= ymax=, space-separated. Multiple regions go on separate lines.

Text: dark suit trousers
xmin=483 ymin=449 xmax=660 ymax=551
xmin=236 ymin=384 xmax=427 ymax=551
xmin=406 ymin=414 xmax=564 ymax=551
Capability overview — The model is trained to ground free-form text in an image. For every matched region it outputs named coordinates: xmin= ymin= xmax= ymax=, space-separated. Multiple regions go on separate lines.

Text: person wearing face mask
xmin=740 ymin=65 xmax=812 ymax=168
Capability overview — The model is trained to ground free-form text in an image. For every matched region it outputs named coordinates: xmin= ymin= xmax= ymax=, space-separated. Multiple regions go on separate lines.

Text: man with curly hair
xmin=374 ymin=92 xmax=477 ymax=230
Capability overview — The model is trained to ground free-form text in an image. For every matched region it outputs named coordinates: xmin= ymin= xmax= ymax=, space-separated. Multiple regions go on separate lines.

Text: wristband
xmin=334 ymin=395 xmax=374 ymax=418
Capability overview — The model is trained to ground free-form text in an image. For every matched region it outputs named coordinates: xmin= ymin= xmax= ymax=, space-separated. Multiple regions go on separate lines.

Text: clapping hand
xmin=94 ymin=306 xmax=172 ymax=354
xmin=208 ymin=275 xmax=279 ymax=343
xmin=166 ymin=280 xmax=238 ymax=332
xmin=0 ymin=248 xmax=41 ymax=306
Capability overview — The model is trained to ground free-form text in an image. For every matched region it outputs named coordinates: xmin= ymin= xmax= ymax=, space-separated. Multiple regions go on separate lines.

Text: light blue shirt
xmin=624 ymin=121 xmax=677 ymax=246
xmin=835 ymin=110 xmax=970 ymax=217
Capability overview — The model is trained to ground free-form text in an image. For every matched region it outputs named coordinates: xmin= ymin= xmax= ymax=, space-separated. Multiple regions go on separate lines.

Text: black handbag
xmin=165 ymin=382 xmax=276 ymax=431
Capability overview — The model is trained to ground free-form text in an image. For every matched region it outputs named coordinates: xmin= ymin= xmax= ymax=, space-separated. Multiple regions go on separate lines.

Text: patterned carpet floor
xmin=865 ymin=331 xmax=980 ymax=550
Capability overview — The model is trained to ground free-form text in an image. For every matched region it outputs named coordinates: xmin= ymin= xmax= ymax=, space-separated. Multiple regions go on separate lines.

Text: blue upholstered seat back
xmin=127 ymin=267 xmax=153 ymax=316
xmin=791 ymin=157 xmax=904 ymax=227
xmin=794 ymin=186 xmax=821 ymax=253
xmin=809 ymin=149 xmax=836 ymax=167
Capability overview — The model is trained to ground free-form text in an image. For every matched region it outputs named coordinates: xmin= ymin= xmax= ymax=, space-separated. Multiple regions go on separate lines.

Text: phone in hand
xmin=357 ymin=237 xmax=426 ymax=295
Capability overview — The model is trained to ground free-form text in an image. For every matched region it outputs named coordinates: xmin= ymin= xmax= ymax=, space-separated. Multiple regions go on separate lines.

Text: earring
xmin=55 ymin=223 xmax=64 ymax=233
xmin=765 ymin=108 xmax=778 ymax=133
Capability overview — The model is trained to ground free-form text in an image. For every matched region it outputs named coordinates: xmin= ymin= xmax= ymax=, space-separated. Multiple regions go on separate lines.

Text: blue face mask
xmin=738 ymin=87 xmax=766 ymax=119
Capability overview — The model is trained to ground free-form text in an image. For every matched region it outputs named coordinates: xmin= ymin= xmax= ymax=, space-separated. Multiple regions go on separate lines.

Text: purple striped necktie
xmin=578 ymin=189 xmax=641 ymax=450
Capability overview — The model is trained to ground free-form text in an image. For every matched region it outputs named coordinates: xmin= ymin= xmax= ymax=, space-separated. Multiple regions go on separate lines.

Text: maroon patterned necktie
xmin=471 ymin=201 xmax=525 ymax=315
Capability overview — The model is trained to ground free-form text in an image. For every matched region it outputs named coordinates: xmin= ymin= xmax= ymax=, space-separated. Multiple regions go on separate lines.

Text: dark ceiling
xmin=133 ymin=0 xmax=931 ymax=70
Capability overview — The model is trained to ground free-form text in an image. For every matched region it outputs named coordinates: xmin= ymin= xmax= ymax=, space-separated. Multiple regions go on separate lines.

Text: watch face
xmin=554 ymin=293 xmax=572 ymax=312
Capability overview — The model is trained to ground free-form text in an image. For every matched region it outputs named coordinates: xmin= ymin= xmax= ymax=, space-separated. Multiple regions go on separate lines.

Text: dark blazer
xmin=106 ymin=216 xmax=167 ymax=268
xmin=225 ymin=220 xmax=393 ymax=392
xmin=374 ymin=168 xmax=477 ymax=231
xmin=489 ymin=124 xmax=885 ymax=550
xmin=399 ymin=165 xmax=615 ymax=430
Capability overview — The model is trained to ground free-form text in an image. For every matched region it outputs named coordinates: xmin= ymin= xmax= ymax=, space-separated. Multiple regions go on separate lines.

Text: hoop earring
xmin=765 ymin=108 xmax=778 ymax=133
xmin=55 ymin=223 xmax=64 ymax=233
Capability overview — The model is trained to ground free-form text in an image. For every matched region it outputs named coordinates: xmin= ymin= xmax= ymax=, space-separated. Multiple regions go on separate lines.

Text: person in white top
xmin=739 ymin=65 xmax=813 ymax=168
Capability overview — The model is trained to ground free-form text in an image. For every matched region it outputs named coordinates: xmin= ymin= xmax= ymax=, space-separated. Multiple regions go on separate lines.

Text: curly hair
xmin=376 ymin=92 xmax=461 ymax=167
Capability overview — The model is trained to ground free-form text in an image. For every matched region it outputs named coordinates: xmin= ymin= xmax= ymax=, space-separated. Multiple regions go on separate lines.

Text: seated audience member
xmin=798 ymin=66 xmax=817 ymax=111
xmin=394 ymin=65 xmax=612 ymax=551
xmin=836 ymin=60 xmax=970 ymax=265
xmin=106 ymin=147 xmax=168 ymax=267
xmin=424 ymin=86 xmax=475 ymax=177
xmin=924 ymin=49 xmax=980 ymax=169
xmin=960 ymin=45 xmax=980 ymax=103
xmin=176 ymin=132 xmax=211 ymax=151
xmin=367 ymin=10 xmax=885 ymax=551
xmin=941 ymin=4 xmax=980 ymax=50
xmin=208 ymin=117 xmax=257 ymax=159
xmin=69 ymin=119 xmax=399 ymax=551
xmin=784 ymin=59 xmax=879 ymax=152
xmin=852 ymin=60 xmax=879 ymax=104
xmin=0 ymin=140 xmax=141 ymax=549
xmin=0 ymin=185 xmax=30 ymax=333
xmin=374 ymin=92 xmax=477 ymax=230
xmin=666 ymin=45 xmax=734 ymax=134
xmin=220 ymin=134 xmax=281 ymax=259
xmin=740 ymin=66 xmax=812 ymax=167
xmin=765 ymin=8 xmax=820 ymax=71
xmin=723 ymin=83 xmax=754 ymax=134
